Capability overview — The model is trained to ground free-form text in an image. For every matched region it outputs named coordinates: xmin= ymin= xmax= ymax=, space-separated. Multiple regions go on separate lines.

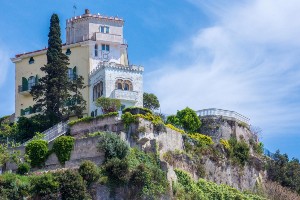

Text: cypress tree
xmin=31 ymin=14 xmax=86 ymax=125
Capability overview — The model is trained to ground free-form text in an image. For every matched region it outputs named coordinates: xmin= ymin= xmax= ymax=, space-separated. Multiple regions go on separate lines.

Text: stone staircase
xmin=23 ymin=121 xmax=69 ymax=146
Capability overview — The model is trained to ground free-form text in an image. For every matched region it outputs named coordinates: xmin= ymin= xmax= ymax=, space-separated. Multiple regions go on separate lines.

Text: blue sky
xmin=0 ymin=0 xmax=300 ymax=159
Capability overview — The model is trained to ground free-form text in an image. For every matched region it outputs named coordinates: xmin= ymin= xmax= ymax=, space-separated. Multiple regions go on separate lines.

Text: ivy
xmin=25 ymin=139 xmax=48 ymax=168
xmin=121 ymin=112 xmax=137 ymax=129
xmin=68 ymin=112 xmax=118 ymax=126
xmin=52 ymin=136 xmax=75 ymax=165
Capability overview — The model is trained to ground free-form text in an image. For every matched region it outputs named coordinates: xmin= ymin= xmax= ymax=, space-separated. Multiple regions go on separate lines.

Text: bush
xmin=55 ymin=170 xmax=87 ymax=200
xmin=30 ymin=173 xmax=59 ymax=200
xmin=176 ymin=107 xmax=201 ymax=133
xmin=220 ymin=139 xmax=231 ymax=150
xmin=97 ymin=132 xmax=129 ymax=160
xmin=103 ymin=158 xmax=130 ymax=185
xmin=52 ymin=136 xmax=75 ymax=165
xmin=122 ymin=107 xmax=152 ymax=115
xmin=17 ymin=163 xmax=30 ymax=175
xmin=229 ymin=138 xmax=250 ymax=166
xmin=95 ymin=97 xmax=121 ymax=114
xmin=166 ymin=115 xmax=181 ymax=128
xmin=188 ymin=133 xmax=214 ymax=147
xmin=121 ymin=112 xmax=137 ymax=129
xmin=25 ymin=139 xmax=48 ymax=168
xmin=0 ymin=173 xmax=30 ymax=200
xmin=79 ymin=160 xmax=100 ymax=187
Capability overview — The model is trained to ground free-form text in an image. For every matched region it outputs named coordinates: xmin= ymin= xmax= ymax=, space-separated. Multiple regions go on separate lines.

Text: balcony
xmin=111 ymin=89 xmax=138 ymax=102
xmin=96 ymin=33 xmax=123 ymax=43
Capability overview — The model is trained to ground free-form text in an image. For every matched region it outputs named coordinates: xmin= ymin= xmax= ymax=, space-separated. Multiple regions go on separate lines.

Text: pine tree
xmin=31 ymin=14 xmax=86 ymax=125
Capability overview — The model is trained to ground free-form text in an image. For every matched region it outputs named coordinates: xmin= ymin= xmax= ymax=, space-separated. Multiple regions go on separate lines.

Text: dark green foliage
xmin=95 ymin=97 xmax=121 ymax=114
xmin=79 ymin=160 xmax=100 ymax=187
xmin=0 ymin=173 xmax=29 ymax=200
xmin=15 ymin=115 xmax=51 ymax=143
xmin=176 ymin=107 xmax=201 ymax=133
xmin=97 ymin=132 xmax=129 ymax=160
xmin=52 ymin=136 xmax=75 ymax=165
xmin=17 ymin=163 xmax=30 ymax=175
xmin=55 ymin=170 xmax=87 ymax=200
xmin=267 ymin=150 xmax=300 ymax=194
xmin=228 ymin=138 xmax=250 ymax=166
xmin=166 ymin=115 xmax=181 ymax=127
xmin=122 ymin=106 xmax=152 ymax=115
xmin=143 ymin=92 xmax=160 ymax=110
xmin=68 ymin=112 xmax=118 ymax=126
xmin=103 ymin=158 xmax=130 ymax=185
xmin=121 ymin=112 xmax=137 ymax=129
xmin=25 ymin=139 xmax=49 ymax=167
xmin=30 ymin=14 xmax=86 ymax=125
xmin=30 ymin=173 xmax=59 ymax=200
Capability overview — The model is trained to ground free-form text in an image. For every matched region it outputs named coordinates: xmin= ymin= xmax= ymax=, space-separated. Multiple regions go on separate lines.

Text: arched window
xmin=28 ymin=76 xmax=35 ymax=90
xmin=124 ymin=80 xmax=133 ymax=91
xmin=95 ymin=44 xmax=98 ymax=57
xmin=124 ymin=83 xmax=129 ymax=91
xmin=93 ymin=81 xmax=103 ymax=101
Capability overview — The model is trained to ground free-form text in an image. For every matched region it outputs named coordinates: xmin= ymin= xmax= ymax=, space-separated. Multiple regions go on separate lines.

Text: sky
xmin=0 ymin=0 xmax=299 ymax=159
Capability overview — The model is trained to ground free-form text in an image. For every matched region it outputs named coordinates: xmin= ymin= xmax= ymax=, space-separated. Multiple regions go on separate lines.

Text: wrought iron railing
xmin=196 ymin=108 xmax=250 ymax=125
xmin=22 ymin=121 xmax=69 ymax=146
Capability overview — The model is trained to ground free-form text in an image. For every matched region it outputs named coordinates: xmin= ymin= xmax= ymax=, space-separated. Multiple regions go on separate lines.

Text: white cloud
xmin=145 ymin=0 xmax=300 ymax=137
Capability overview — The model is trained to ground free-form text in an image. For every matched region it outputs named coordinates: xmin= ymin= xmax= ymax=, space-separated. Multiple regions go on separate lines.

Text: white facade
xmin=66 ymin=9 xmax=143 ymax=116
xmin=89 ymin=62 xmax=143 ymax=116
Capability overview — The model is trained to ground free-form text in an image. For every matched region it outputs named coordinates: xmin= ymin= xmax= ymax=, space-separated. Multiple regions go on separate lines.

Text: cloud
xmin=145 ymin=0 xmax=300 ymax=137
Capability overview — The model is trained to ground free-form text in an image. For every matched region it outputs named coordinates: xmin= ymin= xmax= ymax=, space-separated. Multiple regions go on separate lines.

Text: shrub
xmin=55 ymin=170 xmax=87 ymax=200
xmin=122 ymin=107 xmax=152 ymax=115
xmin=103 ymin=158 xmax=130 ymax=185
xmin=95 ymin=97 xmax=121 ymax=114
xmin=97 ymin=132 xmax=129 ymax=160
xmin=30 ymin=173 xmax=59 ymax=200
xmin=68 ymin=112 xmax=118 ymax=126
xmin=135 ymin=112 xmax=164 ymax=125
xmin=52 ymin=136 xmax=75 ymax=165
xmin=0 ymin=173 xmax=30 ymax=200
xmin=79 ymin=160 xmax=100 ymax=187
xmin=121 ymin=112 xmax=137 ymax=129
xmin=176 ymin=107 xmax=201 ymax=133
xmin=166 ymin=115 xmax=181 ymax=127
xmin=165 ymin=124 xmax=185 ymax=134
xmin=253 ymin=142 xmax=264 ymax=155
xmin=25 ymin=139 xmax=48 ymax=168
xmin=17 ymin=163 xmax=30 ymax=175
xmin=229 ymin=138 xmax=250 ymax=166
xmin=220 ymin=139 xmax=231 ymax=150
xmin=188 ymin=133 xmax=214 ymax=147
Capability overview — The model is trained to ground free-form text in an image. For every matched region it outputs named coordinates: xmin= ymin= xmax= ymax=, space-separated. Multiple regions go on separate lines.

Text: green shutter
xmin=22 ymin=77 xmax=28 ymax=91
xmin=21 ymin=109 xmax=25 ymax=116
xmin=35 ymin=75 xmax=39 ymax=85
xmin=73 ymin=66 xmax=77 ymax=80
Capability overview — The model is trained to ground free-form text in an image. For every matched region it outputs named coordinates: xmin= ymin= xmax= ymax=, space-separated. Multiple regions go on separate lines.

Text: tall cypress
xmin=31 ymin=14 xmax=86 ymax=125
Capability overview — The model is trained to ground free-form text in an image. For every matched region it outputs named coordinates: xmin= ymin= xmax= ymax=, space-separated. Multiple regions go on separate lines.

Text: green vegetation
xmin=79 ymin=160 xmax=100 ymax=188
xmin=173 ymin=169 xmax=266 ymax=200
xmin=227 ymin=138 xmax=250 ymax=166
xmin=95 ymin=97 xmax=121 ymax=114
xmin=25 ymin=139 xmax=49 ymax=168
xmin=165 ymin=124 xmax=185 ymax=134
xmin=17 ymin=163 xmax=30 ymax=175
xmin=52 ymin=136 xmax=75 ymax=165
xmin=122 ymin=106 xmax=152 ymax=115
xmin=167 ymin=107 xmax=201 ymax=133
xmin=267 ymin=150 xmax=300 ymax=194
xmin=68 ymin=112 xmax=118 ymax=126
xmin=143 ymin=92 xmax=160 ymax=110
xmin=97 ymin=132 xmax=129 ymax=160
xmin=30 ymin=14 xmax=86 ymax=125
xmin=0 ymin=173 xmax=30 ymax=199
xmin=121 ymin=112 xmax=137 ymax=129
xmin=188 ymin=133 xmax=214 ymax=147
xmin=30 ymin=173 xmax=59 ymax=200
xmin=220 ymin=139 xmax=231 ymax=150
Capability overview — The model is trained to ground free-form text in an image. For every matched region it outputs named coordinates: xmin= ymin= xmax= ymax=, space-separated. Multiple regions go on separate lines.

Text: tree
xmin=166 ymin=115 xmax=181 ymax=127
xmin=95 ymin=97 xmax=121 ymax=114
xmin=143 ymin=93 xmax=160 ymax=110
xmin=31 ymin=14 xmax=86 ymax=125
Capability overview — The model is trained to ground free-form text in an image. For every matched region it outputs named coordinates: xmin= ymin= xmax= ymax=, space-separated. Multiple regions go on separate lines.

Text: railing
xmin=22 ymin=121 xmax=69 ymax=146
xmin=196 ymin=108 xmax=250 ymax=125
xmin=18 ymin=83 xmax=36 ymax=94
xmin=96 ymin=33 xmax=123 ymax=43
xmin=111 ymin=89 xmax=138 ymax=102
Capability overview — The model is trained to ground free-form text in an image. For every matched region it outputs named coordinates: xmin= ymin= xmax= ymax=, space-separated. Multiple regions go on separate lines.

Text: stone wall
xmin=5 ymin=136 xmax=104 ymax=172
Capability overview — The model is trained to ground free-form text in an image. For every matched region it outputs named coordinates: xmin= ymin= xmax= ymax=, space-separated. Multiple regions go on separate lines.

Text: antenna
xmin=73 ymin=2 xmax=77 ymax=17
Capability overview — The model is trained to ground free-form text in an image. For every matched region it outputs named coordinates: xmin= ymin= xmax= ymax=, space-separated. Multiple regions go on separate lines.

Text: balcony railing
xmin=18 ymin=83 xmax=36 ymax=95
xmin=111 ymin=89 xmax=138 ymax=102
xmin=96 ymin=33 xmax=123 ymax=43
xmin=196 ymin=108 xmax=250 ymax=125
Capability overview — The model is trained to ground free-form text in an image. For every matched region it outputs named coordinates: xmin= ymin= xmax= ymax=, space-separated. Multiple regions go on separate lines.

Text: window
xmin=115 ymin=79 xmax=133 ymax=91
xmin=100 ymin=26 xmax=109 ymax=33
xmin=95 ymin=44 xmax=98 ymax=57
xmin=66 ymin=48 xmax=71 ymax=55
xmin=29 ymin=57 xmax=34 ymax=64
xmin=101 ymin=44 xmax=110 ymax=52
xmin=68 ymin=68 xmax=73 ymax=80
xmin=28 ymin=76 xmax=36 ymax=90
xmin=118 ymin=83 xmax=123 ymax=90
xmin=95 ymin=109 xmax=98 ymax=116
xmin=93 ymin=81 xmax=103 ymax=101
xmin=124 ymin=83 xmax=129 ymax=91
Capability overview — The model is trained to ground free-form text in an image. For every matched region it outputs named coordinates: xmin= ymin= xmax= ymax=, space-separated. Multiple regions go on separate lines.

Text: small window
xmin=118 ymin=83 xmax=122 ymax=90
xmin=95 ymin=44 xmax=98 ymax=57
xmin=28 ymin=76 xmax=36 ymax=90
xmin=102 ymin=44 xmax=110 ymax=52
xmin=124 ymin=83 xmax=129 ymax=91
xmin=29 ymin=57 xmax=34 ymax=64
xmin=66 ymin=48 xmax=71 ymax=55
xmin=67 ymin=68 xmax=73 ymax=80
xmin=100 ymin=26 xmax=105 ymax=33
xmin=100 ymin=26 xmax=109 ymax=33
xmin=95 ymin=109 xmax=98 ymax=116
xmin=105 ymin=26 xmax=109 ymax=33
